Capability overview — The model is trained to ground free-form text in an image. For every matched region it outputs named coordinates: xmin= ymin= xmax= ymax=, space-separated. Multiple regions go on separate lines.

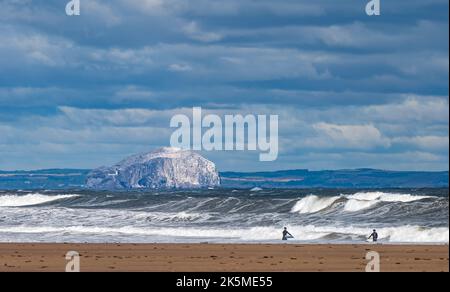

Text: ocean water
xmin=0 ymin=188 xmax=448 ymax=244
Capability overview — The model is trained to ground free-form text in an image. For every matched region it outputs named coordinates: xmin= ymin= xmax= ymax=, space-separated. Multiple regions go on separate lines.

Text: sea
xmin=0 ymin=188 xmax=448 ymax=244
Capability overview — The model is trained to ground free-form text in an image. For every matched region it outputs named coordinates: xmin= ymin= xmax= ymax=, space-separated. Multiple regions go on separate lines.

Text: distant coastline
xmin=0 ymin=168 xmax=448 ymax=190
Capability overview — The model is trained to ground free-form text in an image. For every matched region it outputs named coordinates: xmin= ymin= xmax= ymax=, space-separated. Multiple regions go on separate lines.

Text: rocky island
xmin=86 ymin=147 xmax=220 ymax=190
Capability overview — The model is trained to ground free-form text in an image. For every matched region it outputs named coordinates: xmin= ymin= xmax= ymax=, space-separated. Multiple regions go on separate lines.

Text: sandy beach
xmin=0 ymin=243 xmax=447 ymax=272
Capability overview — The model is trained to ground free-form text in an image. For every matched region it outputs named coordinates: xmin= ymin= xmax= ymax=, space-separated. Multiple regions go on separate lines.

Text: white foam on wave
xmin=291 ymin=192 xmax=435 ymax=214
xmin=250 ymin=187 xmax=263 ymax=192
xmin=291 ymin=195 xmax=340 ymax=214
xmin=343 ymin=192 xmax=433 ymax=212
xmin=0 ymin=193 xmax=78 ymax=207
xmin=383 ymin=226 xmax=449 ymax=243
xmin=144 ymin=211 xmax=209 ymax=222
xmin=343 ymin=199 xmax=379 ymax=212
xmin=276 ymin=225 xmax=449 ymax=243
xmin=347 ymin=192 xmax=432 ymax=203
xmin=0 ymin=224 xmax=447 ymax=243
xmin=0 ymin=205 xmax=210 ymax=229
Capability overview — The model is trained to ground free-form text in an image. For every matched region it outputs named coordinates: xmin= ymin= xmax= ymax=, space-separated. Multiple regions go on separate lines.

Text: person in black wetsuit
xmin=282 ymin=227 xmax=294 ymax=241
xmin=368 ymin=229 xmax=378 ymax=242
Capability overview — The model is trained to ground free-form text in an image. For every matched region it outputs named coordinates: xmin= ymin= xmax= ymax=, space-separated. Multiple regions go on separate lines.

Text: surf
xmin=0 ymin=193 xmax=78 ymax=207
xmin=0 ymin=224 xmax=447 ymax=244
xmin=0 ymin=189 xmax=447 ymax=244
xmin=291 ymin=192 xmax=435 ymax=214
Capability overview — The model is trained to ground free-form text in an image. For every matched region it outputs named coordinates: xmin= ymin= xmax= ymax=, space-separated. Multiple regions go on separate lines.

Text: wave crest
xmin=0 ymin=193 xmax=78 ymax=207
xmin=291 ymin=192 xmax=434 ymax=214
xmin=291 ymin=195 xmax=340 ymax=214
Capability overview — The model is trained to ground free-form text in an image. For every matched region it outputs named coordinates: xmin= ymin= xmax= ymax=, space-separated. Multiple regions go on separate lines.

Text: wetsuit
xmin=282 ymin=230 xmax=293 ymax=240
xmin=369 ymin=232 xmax=378 ymax=242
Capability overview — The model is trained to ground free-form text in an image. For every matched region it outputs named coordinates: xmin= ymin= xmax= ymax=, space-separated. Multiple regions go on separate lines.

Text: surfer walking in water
xmin=368 ymin=229 xmax=378 ymax=242
xmin=282 ymin=227 xmax=294 ymax=241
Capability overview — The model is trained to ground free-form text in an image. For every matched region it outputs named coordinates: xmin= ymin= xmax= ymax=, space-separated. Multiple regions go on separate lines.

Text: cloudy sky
xmin=0 ymin=0 xmax=448 ymax=171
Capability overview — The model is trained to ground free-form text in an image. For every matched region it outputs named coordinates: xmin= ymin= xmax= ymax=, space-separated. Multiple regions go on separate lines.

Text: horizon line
xmin=1 ymin=167 xmax=448 ymax=173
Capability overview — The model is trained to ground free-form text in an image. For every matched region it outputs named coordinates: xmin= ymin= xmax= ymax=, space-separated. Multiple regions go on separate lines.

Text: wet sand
xmin=0 ymin=243 xmax=448 ymax=272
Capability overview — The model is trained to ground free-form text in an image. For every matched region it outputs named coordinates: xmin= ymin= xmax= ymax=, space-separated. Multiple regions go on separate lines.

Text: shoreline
xmin=0 ymin=243 xmax=448 ymax=272
xmin=1 ymin=241 xmax=449 ymax=245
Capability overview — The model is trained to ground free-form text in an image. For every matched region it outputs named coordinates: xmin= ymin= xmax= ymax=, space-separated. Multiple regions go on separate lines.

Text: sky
xmin=0 ymin=0 xmax=448 ymax=172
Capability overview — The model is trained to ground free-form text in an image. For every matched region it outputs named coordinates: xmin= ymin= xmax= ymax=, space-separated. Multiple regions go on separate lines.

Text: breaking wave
xmin=291 ymin=195 xmax=341 ymax=214
xmin=291 ymin=192 xmax=434 ymax=214
xmin=0 ymin=189 xmax=447 ymax=244
xmin=0 ymin=193 xmax=78 ymax=207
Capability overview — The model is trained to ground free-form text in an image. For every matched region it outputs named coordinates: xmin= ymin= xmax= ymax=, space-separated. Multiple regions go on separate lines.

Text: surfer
xmin=368 ymin=229 xmax=378 ymax=242
xmin=282 ymin=227 xmax=294 ymax=241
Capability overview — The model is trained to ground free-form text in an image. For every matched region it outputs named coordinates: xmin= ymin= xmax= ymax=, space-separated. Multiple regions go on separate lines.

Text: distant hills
xmin=0 ymin=169 xmax=90 ymax=190
xmin=221 ymin=169 xmax=449 ymax=189
xmin=0 ymin=168 xmax=448 ymax=190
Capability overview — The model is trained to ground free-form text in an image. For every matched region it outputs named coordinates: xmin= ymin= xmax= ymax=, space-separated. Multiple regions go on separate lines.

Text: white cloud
xmin=393 ymin=136 xmax=449 ymax=152
xmin=124 ymin=0 xmax=166 ymax=14
xmin=182 ymin=21 xmax=223 ymax=42
xmin=0 ymin=30 xmax=73 ymax=67
xmin=58 ymin=106 xmax=183 ymax=127
xmin=364 ymin=97 xmax=449 ymax=124
xmin=168 ymin=63 xmax=193 ymax=72
xmin=84 ymin=0 xmax=122 ymax=26
xmin=312 ymin=123 xmax=391 ymax=150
